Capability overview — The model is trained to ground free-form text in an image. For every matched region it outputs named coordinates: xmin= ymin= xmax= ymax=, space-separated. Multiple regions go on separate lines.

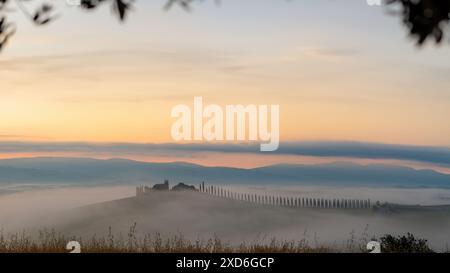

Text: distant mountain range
xmin=0 ymin=157 xmax=449 ymax=188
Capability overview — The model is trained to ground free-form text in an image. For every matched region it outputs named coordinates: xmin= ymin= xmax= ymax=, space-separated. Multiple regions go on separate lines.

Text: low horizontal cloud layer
xmin=0 ymin=141 xmax=449 ymax=166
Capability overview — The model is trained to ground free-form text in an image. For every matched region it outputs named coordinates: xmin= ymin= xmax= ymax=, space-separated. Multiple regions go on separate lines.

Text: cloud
xmin=0 ymin=47 xmax=243 ymax=74
xmin=0 ymin=134 xmax=48 ymax=139
xmin=302 ymin=48 xmax=358 ymax=59
xmin=0 ymin=141 xmax=449 ymax=166
xmin=281 ymin=47 xmax=358 ymax=62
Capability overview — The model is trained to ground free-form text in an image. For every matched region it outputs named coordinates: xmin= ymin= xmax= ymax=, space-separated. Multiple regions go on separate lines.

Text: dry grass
xmin=0 ymin=224 xmax=349 ymax=253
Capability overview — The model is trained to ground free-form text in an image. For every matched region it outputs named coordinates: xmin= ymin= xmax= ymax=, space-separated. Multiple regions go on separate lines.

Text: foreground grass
xmin=0 ymin=225 xmax=440 ymax=253
xmin=0 ymin=225 xmax=346 ymax=253
xmin=0 ymin=233 xmax=334 ymax=253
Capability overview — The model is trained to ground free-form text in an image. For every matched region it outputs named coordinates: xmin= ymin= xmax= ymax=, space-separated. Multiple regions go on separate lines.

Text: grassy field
xmin=0 ymin=224 xmax=358 ymax=253
xmin=1 ymin=226 xmax=442 ymax=253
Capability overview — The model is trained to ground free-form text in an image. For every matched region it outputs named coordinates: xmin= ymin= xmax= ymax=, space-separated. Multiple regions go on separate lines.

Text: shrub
xmin=379 ymin=233 xmax=434 ymax=253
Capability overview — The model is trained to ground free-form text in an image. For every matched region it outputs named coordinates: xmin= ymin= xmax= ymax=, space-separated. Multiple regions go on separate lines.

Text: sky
xmin=0 ymin=0 xmax=450 ymax=170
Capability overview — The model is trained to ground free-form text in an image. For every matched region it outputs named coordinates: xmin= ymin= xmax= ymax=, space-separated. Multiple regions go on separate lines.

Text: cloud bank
xmin=0 ymin=141 xmax=449 ymax=166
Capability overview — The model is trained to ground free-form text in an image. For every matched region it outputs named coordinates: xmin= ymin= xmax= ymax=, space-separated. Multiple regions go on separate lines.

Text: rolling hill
xmin=0 ymin=157 xmax=449 ymax=188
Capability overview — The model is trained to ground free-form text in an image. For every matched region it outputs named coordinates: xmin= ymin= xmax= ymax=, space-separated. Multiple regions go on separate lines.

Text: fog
xmin=1 ymin=185 xmax=450 ymax=251
xmin=0 ymin=186 xmax=135 ymax=230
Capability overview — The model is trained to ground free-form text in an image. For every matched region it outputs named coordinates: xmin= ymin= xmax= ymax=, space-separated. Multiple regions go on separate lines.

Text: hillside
xmin=34 ymin=190 xmax=450 ymax=250
xmin=0 ymin=157 xmax=449 ymax=188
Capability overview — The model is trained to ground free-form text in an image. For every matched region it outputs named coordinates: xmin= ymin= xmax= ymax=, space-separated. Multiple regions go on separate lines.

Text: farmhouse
xmin=171 ymin=182 xmax=197 ymax=191
xmin=136 ymin=180 xmax=197 ymax=196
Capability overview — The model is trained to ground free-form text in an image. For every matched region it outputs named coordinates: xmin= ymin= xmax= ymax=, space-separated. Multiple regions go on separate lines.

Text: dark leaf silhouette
xmin=0 ymin=15 xmax=15 ymax=51
xmin=32 ymin=3 xmax=55 ymax=25
xmin=387 ymin=0 xmax=450 ymax=45
xmin=0 ymin=0 xmax=449 ymax=54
